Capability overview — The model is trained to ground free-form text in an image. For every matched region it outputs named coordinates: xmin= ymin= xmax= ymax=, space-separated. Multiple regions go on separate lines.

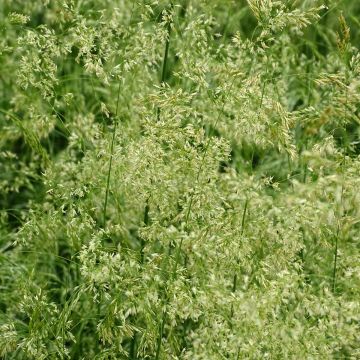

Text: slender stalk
xmin=141 ymin=199 xmax=150 ymax=264
xmin=332 ymin=224 xmax=340 ymax=293
xmin=233 ymin=199 xmax=249 ymax=293
xmin=230 ymin=199 xmax=248 ymax=320
xmin=96 ymin=82 xmax=122 ymax=353
xmin=332 ymin=57 xmax=348 ymax=293
xmin=103 ymin=82 xmax=121 ymax=230
xmin=241 ymin=198 xmax=248 ymax=236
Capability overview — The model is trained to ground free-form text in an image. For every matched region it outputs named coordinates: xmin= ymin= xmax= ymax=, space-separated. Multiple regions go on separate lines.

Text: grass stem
xmin=103 ymin=82 xmax=121 ymax=230
xmin=332 ymin=225 xmax=339 ymax=293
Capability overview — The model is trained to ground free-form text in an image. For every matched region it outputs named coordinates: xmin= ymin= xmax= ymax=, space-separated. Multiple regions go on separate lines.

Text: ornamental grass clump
xmin=0 ymin=0 xmax=359 ymax=359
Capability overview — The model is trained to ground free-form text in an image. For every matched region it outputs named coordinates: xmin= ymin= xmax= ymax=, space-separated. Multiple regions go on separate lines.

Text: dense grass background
xmin=0 ymin=1 xmax=359 ymax=359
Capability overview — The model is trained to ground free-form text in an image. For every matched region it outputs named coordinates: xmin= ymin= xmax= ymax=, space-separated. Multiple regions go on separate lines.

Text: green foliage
xmin=0 ymin=0 xmax=359 ymax=358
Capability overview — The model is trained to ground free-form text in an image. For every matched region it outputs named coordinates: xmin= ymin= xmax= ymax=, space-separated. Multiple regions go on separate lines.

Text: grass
xmin=0 ymin=1 xmax=360 ymax=359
